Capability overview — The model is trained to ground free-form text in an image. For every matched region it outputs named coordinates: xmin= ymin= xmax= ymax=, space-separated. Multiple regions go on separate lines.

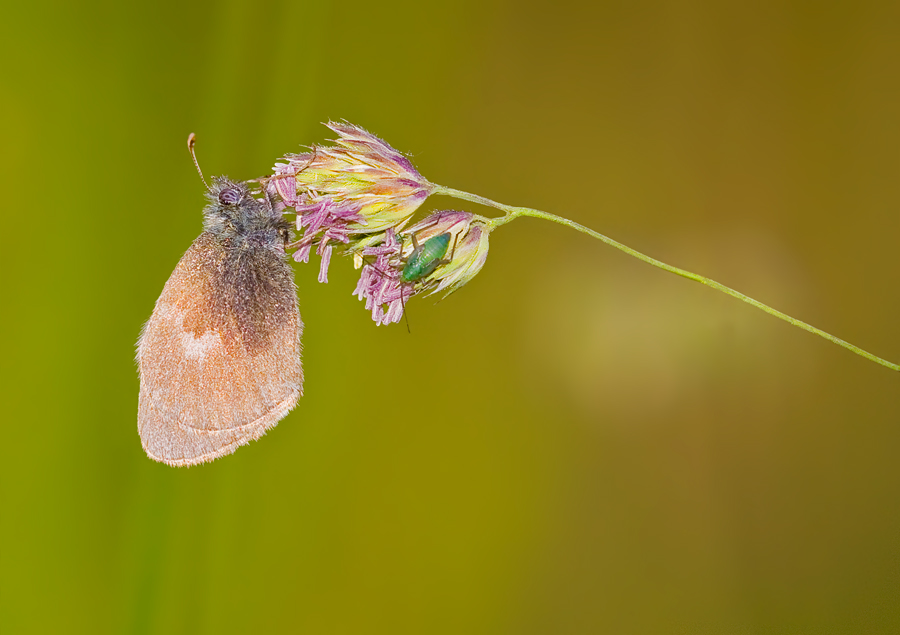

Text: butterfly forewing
xmin=137 ymin=232 xmax=302 ymax=466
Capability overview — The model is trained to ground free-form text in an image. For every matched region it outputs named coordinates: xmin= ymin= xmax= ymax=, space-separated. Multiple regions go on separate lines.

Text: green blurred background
xmin=2 ymin=1 xmax=899 ymax=633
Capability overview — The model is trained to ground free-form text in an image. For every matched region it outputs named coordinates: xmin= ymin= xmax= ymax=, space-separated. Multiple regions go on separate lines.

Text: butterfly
xmin=136 ymin=135 xmax=302 ymax=466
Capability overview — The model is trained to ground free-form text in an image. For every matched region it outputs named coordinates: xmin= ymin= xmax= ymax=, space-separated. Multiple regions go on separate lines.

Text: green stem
xmin=430 ymin=184 xmax=899 ymax=372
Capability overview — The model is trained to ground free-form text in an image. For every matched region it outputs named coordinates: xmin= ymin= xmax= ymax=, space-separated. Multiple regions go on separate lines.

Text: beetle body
xmin=401 ymin=232 xmax=452 ymax=283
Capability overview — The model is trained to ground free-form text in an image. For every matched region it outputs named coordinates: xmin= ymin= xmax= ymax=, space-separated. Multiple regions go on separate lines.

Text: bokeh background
xmin=2 ymin=1 xmax=899 ymax=633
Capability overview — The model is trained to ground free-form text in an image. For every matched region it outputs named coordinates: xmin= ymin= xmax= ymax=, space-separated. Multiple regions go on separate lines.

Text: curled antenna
xmin=187 ymin=133 xmax=209 ymax=189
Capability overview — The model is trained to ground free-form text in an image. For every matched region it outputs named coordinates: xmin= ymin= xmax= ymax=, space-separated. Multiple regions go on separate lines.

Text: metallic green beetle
xmin=400 ymin=232 xmax=454 ymax=284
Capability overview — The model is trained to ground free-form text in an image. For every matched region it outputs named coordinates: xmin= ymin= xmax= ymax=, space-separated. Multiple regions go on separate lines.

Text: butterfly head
xmin=203 ymin=177 xmax=292 ymax=250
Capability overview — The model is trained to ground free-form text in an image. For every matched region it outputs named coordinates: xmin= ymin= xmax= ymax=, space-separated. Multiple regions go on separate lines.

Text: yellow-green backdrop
xmin=2 ymin=1 xmax=899 ymax=633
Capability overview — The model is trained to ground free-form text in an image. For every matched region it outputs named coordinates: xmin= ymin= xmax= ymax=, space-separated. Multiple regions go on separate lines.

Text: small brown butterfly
xmin=136 ymin=135 xmax=303 ymax=466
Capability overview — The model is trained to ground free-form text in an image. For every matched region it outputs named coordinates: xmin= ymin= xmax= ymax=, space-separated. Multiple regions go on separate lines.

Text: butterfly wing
xmin=137 ymin=232 xmax=302 ymax=466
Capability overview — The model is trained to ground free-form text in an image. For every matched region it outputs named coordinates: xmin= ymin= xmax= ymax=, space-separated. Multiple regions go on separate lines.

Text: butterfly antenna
xmin=187 ymin=133 xmax=210 ymax=189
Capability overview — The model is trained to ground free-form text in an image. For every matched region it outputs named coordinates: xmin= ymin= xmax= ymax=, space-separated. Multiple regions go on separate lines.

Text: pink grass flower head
xmin=352 ymin=211 xmax=491 ymax=325
xmin=270 ymin=122 xmax=433 ymax=283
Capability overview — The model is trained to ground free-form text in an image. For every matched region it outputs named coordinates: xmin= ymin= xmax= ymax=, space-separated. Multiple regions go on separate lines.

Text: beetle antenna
xmin=400 ymin=286 xmax=411 ymax=334
xmin=353 ymin=250 xmax=414 ymax=333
